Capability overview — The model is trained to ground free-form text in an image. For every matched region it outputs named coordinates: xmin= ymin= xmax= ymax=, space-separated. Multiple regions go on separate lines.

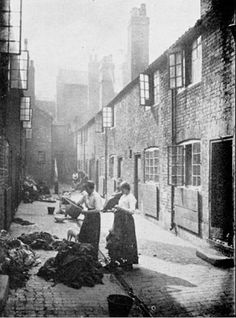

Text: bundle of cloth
xmin=37 ymin=241 xmax=103 ymax=289
xmin=17 ymin=231 xmax=63 ymax=250
xmin=0 ymin=230 xmax=38 ymax=289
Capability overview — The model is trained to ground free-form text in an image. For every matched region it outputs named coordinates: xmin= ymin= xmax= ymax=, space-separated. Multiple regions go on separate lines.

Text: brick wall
xmin=26 ymin=107 xmax=53 ymax=185
xmin=76 ymin=5 xmax=235 ymax=244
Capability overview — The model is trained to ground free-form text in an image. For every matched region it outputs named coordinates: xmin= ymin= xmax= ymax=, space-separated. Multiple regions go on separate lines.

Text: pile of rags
xmin=0 ymin=231 xmax=38 ymax=289
xmin=13 ymin=217 xmax=34 ymax=226
xmin=37 ymin=241 xmax=103 ymax=289
xmin=18 ymin=231 xmax=63 ymax=250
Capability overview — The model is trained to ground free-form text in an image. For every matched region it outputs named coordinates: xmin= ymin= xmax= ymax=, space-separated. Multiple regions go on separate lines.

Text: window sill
xmin=145 ymin=181 xmax=160 ymax=185
xmin=176 ymin=185 xmax=201 ymax=191
xmin=177 ymin=81 xmax=202 ymax=95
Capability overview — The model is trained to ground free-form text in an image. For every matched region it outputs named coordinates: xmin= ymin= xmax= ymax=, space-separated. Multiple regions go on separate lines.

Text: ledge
xmin=196 ymin=248 xmax=234 ymax=268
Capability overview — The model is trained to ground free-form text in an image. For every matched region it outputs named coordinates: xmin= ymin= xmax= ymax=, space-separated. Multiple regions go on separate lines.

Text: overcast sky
xmin=22 ymin=0 xmax=200 ymax=101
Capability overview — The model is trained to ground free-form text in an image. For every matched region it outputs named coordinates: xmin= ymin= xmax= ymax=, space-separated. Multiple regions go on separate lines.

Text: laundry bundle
xmin=37 ymin=241 xmax=103 ymax=289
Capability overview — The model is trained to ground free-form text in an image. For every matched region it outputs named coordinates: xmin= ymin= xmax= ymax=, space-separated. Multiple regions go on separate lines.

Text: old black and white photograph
xmin=0 ymin=0 xmax=235 ymax=317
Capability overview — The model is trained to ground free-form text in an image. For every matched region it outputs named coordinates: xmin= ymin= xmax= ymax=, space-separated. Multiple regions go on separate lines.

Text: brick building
xmin=26 ymin=106 xmax=53 ymax=185
xmin=56 ymin=69 xmax=88 ymax=126
xmin=0 ymin=2 xmax=29 ymax=229
xmin=76 ymin=0 xmax=235 ymax=247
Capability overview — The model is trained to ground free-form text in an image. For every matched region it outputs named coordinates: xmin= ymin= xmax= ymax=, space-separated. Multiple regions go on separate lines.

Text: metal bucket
xmin=107 ymin=294 xmax=133 ymax=317
xmin=47 ymin=207 xmax=55 ymax=215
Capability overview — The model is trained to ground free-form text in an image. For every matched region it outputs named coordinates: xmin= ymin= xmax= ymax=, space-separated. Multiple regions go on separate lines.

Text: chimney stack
xmin=88 ymin=54 xmax=100 ymax=116
xmin=127 ymin=3 xmax=149 ymax=82
xmin=99 ymin=55 xmax=115 ymax=109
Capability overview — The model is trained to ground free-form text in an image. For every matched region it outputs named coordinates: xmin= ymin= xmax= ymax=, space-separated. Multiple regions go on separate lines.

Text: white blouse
xmin=118 ymin=193 xmax=137 ymax=213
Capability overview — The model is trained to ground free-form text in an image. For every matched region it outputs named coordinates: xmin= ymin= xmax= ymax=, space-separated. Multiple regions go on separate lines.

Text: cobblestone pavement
xmin=2 ymin=196 xmax=235 ymax=317
xmin=2 ymin=200 xmax=126 ymax=317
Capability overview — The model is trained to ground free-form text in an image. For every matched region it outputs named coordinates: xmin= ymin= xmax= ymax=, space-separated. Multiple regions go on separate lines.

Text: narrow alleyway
xmin=2 ymin=198 xmax=235 ymax=317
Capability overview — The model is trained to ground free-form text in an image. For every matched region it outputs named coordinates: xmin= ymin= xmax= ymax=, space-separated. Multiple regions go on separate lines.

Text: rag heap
xmin=37 ymin=241 xmax=103 ymax=289
xmin=17 ymin=231 xmax=63 ymax=250
xmin=0 ymin=232 xmax=38 ymax=289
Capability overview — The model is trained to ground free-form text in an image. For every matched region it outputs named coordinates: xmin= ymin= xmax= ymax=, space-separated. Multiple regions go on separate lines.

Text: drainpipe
xmin=170 ymin=88 xmax=177 ymax=231
xmin=104 ymin=127 xmax=108 ymax=198
xmin=229 ymin=12 xmax=236 ymax=245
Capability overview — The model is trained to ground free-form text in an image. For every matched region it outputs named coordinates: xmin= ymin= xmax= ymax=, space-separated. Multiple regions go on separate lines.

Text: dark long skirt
xmin=78 ymin=212 xmax=101 ymax=254
xmin=106 ymin=211 xmax=138 ymax=265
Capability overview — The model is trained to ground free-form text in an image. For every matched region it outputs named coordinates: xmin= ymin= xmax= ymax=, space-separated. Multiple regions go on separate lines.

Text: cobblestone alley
xmin=1 ymin=198 xmax=234 ymax=317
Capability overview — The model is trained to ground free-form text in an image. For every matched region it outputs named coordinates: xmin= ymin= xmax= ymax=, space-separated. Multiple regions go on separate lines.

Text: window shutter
xmin=95 ymin=113 xmax=103 ymax=133
xmin=169 ymin=51 xmax=184 ymax=89
xmin=139 ymin=73 xmax=154 ymax=106
xmin=168 ymin=145 xmax=184 ymax=186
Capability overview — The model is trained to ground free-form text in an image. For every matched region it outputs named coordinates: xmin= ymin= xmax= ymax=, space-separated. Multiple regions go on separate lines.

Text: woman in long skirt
xmin=78 ymin=181 xmax=103 ymax=255
xmin=106 ymin=182 xmax=138 ymax=270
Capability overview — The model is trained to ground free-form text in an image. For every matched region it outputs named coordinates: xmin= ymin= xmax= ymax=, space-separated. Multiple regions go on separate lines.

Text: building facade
xmin=0 ymin=2 xmax=28 ymax=230
xmin=76 ymin=0 xmax=235 ymax=247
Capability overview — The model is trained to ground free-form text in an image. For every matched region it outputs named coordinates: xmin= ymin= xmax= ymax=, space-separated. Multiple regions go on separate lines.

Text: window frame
xmin=10 ymin=50 xmax=29 ymax=89
xmin=190 ymin=36 xmax=202 ymax=85
xmin=0 ymin=0 xmax=22 ymax=54
xmin=20 ymin=96 xmax=31 ymax=121
xmin=102 ymin=107 xmax=113 ymax=128
xmin=154 ymin=70 xmax=161 ymax=105
xmin=144 ymin=147 xmax=160 ymax=184
xmin=139 ymin=73 xmax=154 ymax=107
xmin=169 ymin=50 xmax=184 ymax=89
xmin=168 ymin=141 xmax=201 ymax=187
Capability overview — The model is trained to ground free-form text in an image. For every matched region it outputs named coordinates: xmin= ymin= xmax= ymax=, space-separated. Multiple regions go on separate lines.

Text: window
xmin=168 ymin=141 xmax=201 ymax=186
xmin=139 ymin=73 xmax=154 ymax=106
xmin=95 ymin=113 xmax=103 ymax=133
xmin=109 ymin=156 xmax=115 ymax=178
xmin=145 ymin=147 xmax=159 ymax=182
xmin=25 ymin=128 xmax=32 ymax=139
xmin=192 ymin=143 xmax=201 ymax=186
xmin=102 ymin=107 xmax=113 ymax=128
xmin=168 ymin=146 xmax=185 ymax=186
xmin=20 ymin=97 xmax=31 ymax=121
xmin=38 ymin=151 xmax=46 ymax=164
xmin=0 ymin=0 xmax=22 ymax=54
xmin=10 ymin=51 xmax=29 ymax=89
xmin=191 ymin=36 xmax=202 ymax=84
xmin=154 ymin=70 xmax=160 ymax=104
xmin=22 ymin=106 xmax=32 ymax=128
xmin=23 ymin=120 xmax=31 ymax=129
xmin=169 ymin=51 xmax=184 ymax=89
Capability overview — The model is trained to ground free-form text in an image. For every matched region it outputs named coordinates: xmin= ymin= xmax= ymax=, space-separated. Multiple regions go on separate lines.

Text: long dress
xmin=106 ymin=193 xmax=138 ymax=265
xmin=78 ymin=191 xmax=102 ymax=255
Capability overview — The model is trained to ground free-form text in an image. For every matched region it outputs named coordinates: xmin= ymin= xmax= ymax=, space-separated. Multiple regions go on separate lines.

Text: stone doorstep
xmin=0 ymin=275 xmax=9 ymax=313
xmin=196 ymin=248 xmax=234 ymax=268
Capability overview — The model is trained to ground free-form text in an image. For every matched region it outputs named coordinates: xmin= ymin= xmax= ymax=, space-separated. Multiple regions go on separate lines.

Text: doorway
xmin=134 ymin=154 xmax=141 ymax=207
xmin=210 ymin=138 xmax=233 ymax=245
xmin=117 ymin=157 xmax=123 ymax=178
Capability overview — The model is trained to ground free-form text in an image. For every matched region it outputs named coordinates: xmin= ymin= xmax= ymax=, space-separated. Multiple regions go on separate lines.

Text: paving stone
xmin=2 ymin=201 xmax=235 ymax=317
